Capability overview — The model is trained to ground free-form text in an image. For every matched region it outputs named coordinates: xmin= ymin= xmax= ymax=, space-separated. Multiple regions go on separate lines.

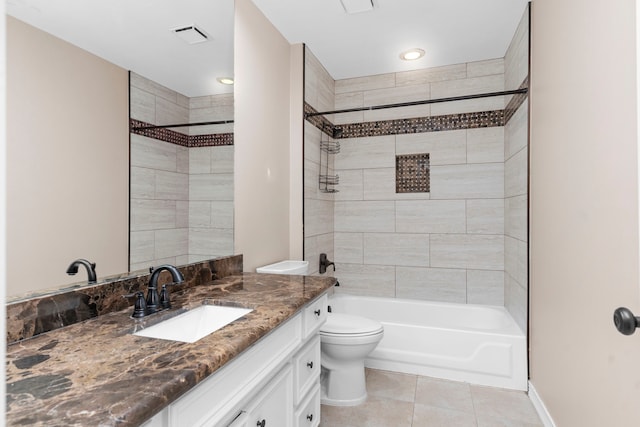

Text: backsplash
xmin=6 ymin=255 xmax=243 ymax=344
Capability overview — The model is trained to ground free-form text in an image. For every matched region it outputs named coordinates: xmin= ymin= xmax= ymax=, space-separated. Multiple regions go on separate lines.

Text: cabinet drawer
xmin=293 ymin=336 xmax=321 ymax=405
xmin=303 ymin=294 xmax=327 ymax=338
xmin=295 ymin=384 xmax=320 ymax=427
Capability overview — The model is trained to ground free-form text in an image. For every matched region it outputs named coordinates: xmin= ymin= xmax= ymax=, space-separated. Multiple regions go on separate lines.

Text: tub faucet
xmin=66 ymin=259 xmax=97 ymax=284
xmin=146 ymin=265 xmax=185 ymax=314
xmin=319 ymin=253 xmax=335 ymax=274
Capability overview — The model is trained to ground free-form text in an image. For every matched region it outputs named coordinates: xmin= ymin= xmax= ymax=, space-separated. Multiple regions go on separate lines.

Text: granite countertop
xmin=6 ymin=273 xmax=336 ymax=427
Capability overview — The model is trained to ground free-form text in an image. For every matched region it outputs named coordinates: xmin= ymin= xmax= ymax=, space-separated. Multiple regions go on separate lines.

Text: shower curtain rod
xmin=131 ymin=119 xmax=234 ymax=131
xmin=304 ymin=88 xmax=528 ymax=118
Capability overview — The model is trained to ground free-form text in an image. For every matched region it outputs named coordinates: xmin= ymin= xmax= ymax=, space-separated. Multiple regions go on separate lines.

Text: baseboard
xmin=528 ymin=381 xmax=556 ymax=427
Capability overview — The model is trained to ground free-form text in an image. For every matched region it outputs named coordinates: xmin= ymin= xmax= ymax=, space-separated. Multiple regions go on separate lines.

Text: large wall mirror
xmin=6 ymin=0 xmax=234 ymax=299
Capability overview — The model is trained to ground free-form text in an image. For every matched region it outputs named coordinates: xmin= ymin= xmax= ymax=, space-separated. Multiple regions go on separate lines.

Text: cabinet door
xmin=245 ymin=365 xmax=293 ymax=427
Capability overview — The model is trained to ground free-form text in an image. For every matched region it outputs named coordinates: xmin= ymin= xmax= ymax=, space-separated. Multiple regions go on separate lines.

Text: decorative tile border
xmin=304 ymin=103 xmax=337 ymax=137
xmin=130 ymin=119 xmax=189 ymax=146
xmin=396 ymin=153 xmax=430 ymax=193
xmin=336 ymin=110 xmax=504 ymax=138
xmin=304 ymin=76 xmax=528 ymax=139
xmin=130 ymin=119 xmax=234 ymax=147
xmin=504 ymin=77 xmax=529 ymax=124
xmin=190 ymin=133 xmax=234 ymax=147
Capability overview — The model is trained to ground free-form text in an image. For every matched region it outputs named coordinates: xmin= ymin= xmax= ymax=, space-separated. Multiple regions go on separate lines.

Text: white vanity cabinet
xmin=293 ymin=293 xmax=327 ymax=427
xmin=141 ymin=293 xmax=328 ymax=427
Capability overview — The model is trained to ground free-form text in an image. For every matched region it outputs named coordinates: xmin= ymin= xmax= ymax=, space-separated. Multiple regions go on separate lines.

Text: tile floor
xmin=320 ymin=369 xmax=543 ymax=427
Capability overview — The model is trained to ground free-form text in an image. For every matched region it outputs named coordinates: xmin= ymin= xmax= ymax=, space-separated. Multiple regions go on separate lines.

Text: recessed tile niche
xmin=396 ymin=153 xmax=430 ymax=193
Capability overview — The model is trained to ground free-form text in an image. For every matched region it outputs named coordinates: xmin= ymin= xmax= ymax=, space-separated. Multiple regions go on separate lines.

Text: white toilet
xmin=255 ymin=260 xmax=383 ymax=406
xmin=320 ymin=312 xmax=384 ymax=406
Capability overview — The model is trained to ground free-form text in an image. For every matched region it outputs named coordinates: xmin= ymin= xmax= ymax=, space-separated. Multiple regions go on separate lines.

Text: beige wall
xmin=6 ymin=17 xmax=129 ymax=298
xmin=234 ymin=0 xmax=303 ymax=271
xmin=530 ymin=0 xmax=640 ymax=425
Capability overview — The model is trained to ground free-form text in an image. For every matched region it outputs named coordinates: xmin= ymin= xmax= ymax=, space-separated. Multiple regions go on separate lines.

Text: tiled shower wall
xmin=130 ymin=73 xmax=233 ymax=271
xmin=331 ymin=60 xmax=506 ymax=304
xmin=504 ymin=8 xmax=529 ymax=333
xmin=303 ymin=5 xmax=529 ymax=329
xmin=188 ymin=95 xmax=234 ymax=263
xmin=304 ymin=50 xmax=336 ymax=275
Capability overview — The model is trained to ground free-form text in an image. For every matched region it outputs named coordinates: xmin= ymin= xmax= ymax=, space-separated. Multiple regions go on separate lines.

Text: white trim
xmin=528 ymin=381 xmax=556 ymax=427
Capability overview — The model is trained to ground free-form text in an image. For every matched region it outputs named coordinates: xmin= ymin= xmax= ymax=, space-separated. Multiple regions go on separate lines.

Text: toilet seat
xmin=320 ymin=313 xmax=384 ymax=337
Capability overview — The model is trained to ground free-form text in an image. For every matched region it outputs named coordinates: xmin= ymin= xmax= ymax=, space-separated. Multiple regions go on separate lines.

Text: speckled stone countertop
xmin=6 ymin=273 xmax=336 ymax=427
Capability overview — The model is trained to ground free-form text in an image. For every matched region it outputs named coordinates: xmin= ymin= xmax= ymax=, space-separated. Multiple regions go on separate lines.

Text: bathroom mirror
xmin=6 ymin=0 xmax=235 ymax=299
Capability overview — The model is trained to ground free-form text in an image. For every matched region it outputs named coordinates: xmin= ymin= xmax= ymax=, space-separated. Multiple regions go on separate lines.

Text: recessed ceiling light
xmin=217 ymin=77 xmax=234 ymax=85
xmin=400 ymin=48 xmax=425 ymax=61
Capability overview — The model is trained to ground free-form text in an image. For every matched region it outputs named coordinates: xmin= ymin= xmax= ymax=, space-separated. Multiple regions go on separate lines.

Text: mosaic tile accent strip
xmin=504 ymin=77 xmax=529 ymax=124
xmin=304 ymin=102 xmax=336 ymax=138
xmin=130 ymin=119 xmax=234 ymax=147
xmin=305 ymin=76 xmax=529 ymax=139
xmin=130 ymin=119 xmax=189 ymax=146
xmin=190 ymin=133 xmax=234 ymax=147
xmin=396 ymin=153 xmax=430 ymax=193
xmin=334 ymin=110 xmax=504 ymax=139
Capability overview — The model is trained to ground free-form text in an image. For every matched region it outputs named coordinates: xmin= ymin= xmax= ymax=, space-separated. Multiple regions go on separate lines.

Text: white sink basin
xmin=134 ymin=305 xmax=253 ymax=343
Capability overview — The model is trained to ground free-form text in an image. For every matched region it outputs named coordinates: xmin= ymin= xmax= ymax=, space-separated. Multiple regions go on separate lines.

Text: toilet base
xmin=320 ymin=388 xmax=367 ymax=406
xmin=320 ymin=364 xmax=368 ymax=406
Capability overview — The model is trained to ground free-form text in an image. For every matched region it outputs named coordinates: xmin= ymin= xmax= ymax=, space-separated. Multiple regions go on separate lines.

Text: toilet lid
xmin=320 ymin=313 xmax=383 ymax=335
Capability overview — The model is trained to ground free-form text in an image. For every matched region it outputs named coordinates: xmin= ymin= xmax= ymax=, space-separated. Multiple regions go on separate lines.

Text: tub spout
xmin=319 ymin=253 xmax=335 ymax=274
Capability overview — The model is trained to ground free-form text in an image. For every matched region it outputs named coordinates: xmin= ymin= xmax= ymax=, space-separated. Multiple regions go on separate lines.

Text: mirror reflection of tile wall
xmin=129 ymin=73 xmax=234 ymax=271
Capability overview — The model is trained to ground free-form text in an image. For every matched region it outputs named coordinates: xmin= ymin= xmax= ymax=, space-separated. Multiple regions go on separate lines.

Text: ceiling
xmin=6 ymin=0 xmax=234 ymax=97
xmin=6 ymin=0 xmax=529 ymax=97
xmin=252 ymin=0 xmax=529 ymax=80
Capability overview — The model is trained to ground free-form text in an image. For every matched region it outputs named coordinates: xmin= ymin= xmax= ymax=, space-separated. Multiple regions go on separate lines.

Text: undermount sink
xmin=133 ymin=305 xmax=253 ymax=343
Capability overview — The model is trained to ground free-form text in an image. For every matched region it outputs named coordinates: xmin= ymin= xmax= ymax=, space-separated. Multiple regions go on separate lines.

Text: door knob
xmin=613 ymin=307 xmax=640 ymax=335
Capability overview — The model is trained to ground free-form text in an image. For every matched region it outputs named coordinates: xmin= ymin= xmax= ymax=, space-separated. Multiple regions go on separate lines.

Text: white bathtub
xmin=328 ymin=294 xmax=527 ymax=391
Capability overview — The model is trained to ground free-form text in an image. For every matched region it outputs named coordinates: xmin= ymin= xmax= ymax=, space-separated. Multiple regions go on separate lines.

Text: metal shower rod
xmin=304 ymin=88 xmax=528 ymax=118
xmin=131 ymin=119 xmax=235 ymax=131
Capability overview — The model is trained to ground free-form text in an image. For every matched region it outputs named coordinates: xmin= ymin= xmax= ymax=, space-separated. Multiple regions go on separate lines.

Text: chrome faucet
xmin=146 ymin=265 xmax=185 ymax=314
xmin=66 ymin=259 xmax=97 ymax=284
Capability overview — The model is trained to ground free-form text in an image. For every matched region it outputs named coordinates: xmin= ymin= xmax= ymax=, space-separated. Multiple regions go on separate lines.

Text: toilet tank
xmin=256 ymin=260 xmax=309 ymax=275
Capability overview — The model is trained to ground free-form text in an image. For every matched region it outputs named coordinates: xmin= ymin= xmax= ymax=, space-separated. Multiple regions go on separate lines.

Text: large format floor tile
xmin=319 ymin=369 xmax=542 ymax=427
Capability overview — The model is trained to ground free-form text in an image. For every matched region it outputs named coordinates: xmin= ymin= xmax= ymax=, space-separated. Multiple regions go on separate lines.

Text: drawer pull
xmin=314 ymin=309 xmax=321 ymax=316
xmin=306 ymin=361 xmax=314 ymax=369
xmin=256 ymin=420 xmax=266 ymax=427
xmin=307 ymin=414 xmax=314 ymax=422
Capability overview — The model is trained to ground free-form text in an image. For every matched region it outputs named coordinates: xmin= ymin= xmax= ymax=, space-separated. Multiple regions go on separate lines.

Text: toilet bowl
xmin=320 ymin=312 xmax=384 ymax=406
